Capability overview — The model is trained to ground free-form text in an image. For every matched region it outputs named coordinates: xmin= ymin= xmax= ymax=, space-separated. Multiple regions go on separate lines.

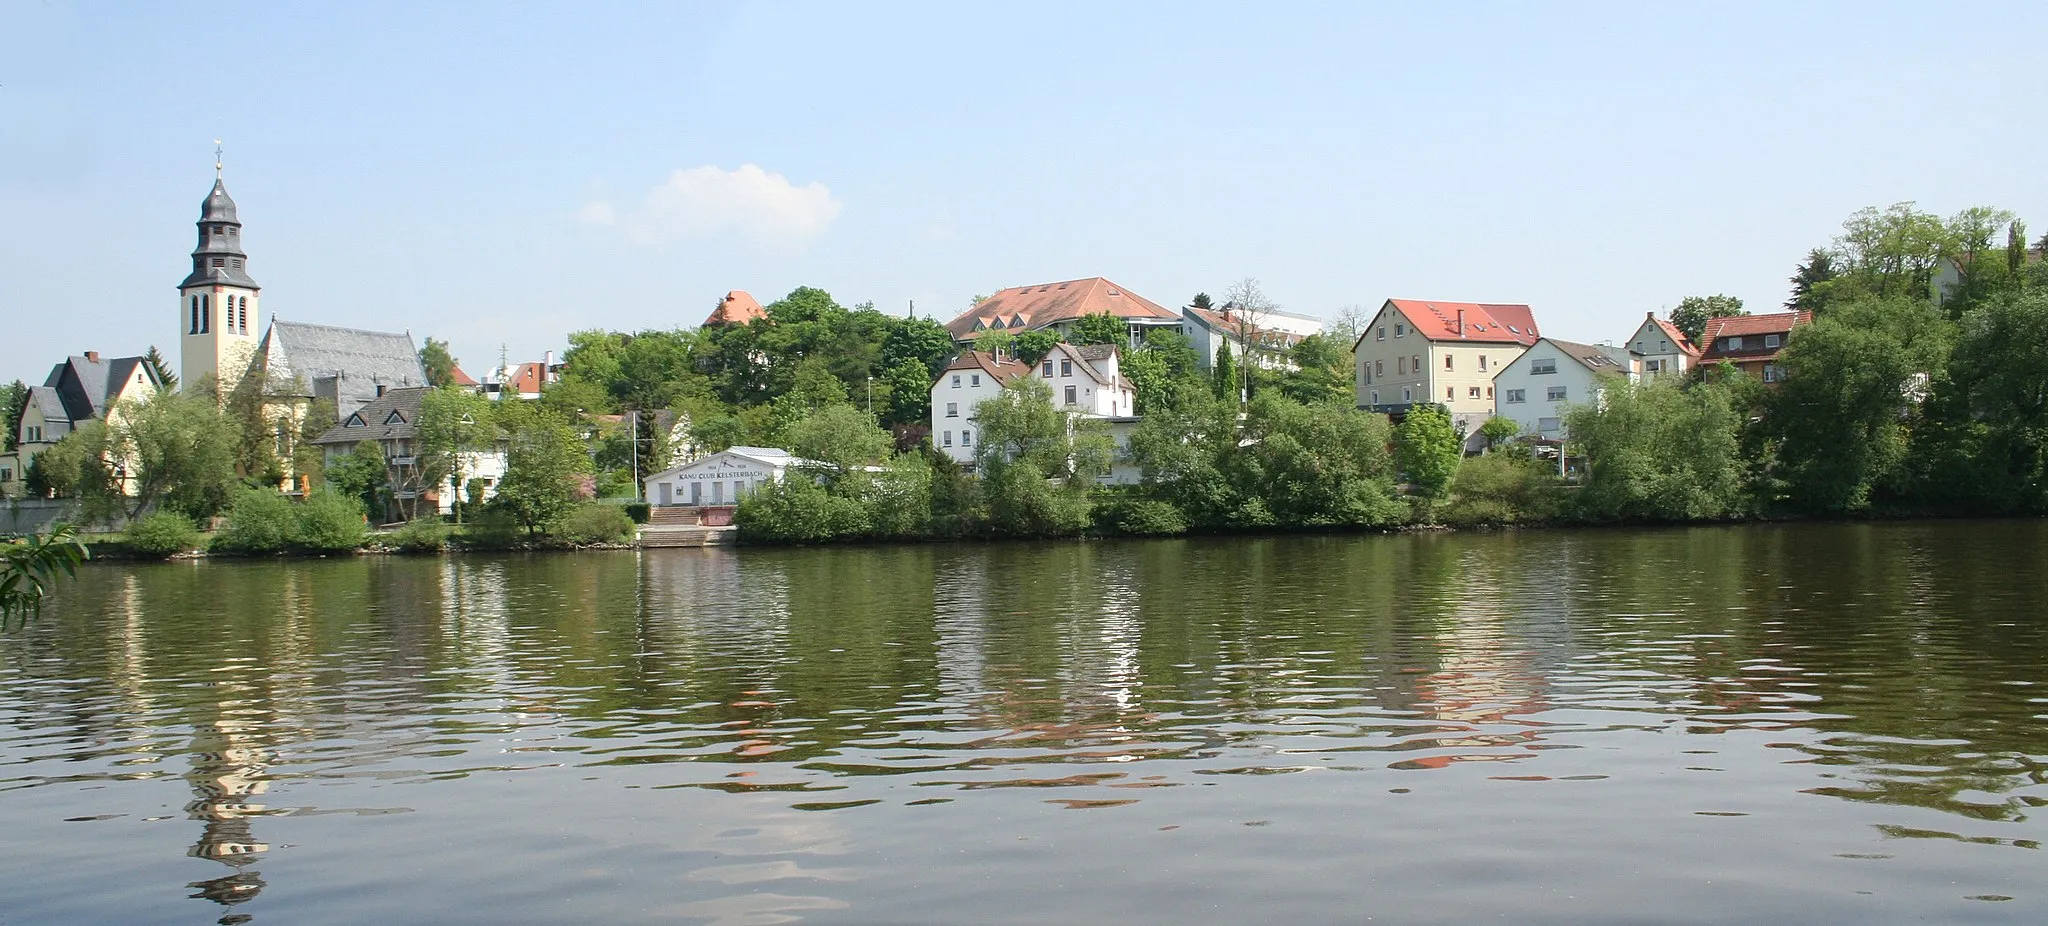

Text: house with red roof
xmin=703 ymin=290 xmax=767 ymax=327
xmin=1698 ymin=311 xmax=1811 ymax=383
xmin=1620 ymin=312 xmax=1699 ymax=381
xmin=929 ymin=343 xmax=1139 ymax=482
xmin=1353 ymin=298 xmax=1542 ymax=437
xmin=943 ymin=277 xmax=1183 ymax=347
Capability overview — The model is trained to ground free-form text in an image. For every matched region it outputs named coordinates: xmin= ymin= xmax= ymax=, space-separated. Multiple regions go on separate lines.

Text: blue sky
xmin=7 ymin=1 xmax=2046 ymax=381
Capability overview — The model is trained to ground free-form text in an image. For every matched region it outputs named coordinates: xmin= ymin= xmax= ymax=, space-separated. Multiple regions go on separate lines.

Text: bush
xmin=560 ymin=503 xmax=636 ymax=546
xmin=293 ymin=490 xmax=369 ymax=553
xmin=623 ymin=502 xmax=651 ymax=524
xmin=1441 ymin=452 xmax=1567 ymax=526
xmin=461 ymin=506 xmax=526 ymax=550
xmin=1096 ymin=498 xmax=1189 ymax=536
xmin=387 ymin=518 xmax=449 ymax=554
xmin=735 ymin=477 xmax=869 ymax=544
xmin=212 ymin=488 xmax=297 ymax=555
xmin=126 ymin=511 xmax=201 ymax=558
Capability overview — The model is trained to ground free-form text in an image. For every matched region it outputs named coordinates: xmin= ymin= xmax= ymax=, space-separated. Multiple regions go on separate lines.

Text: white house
xmin=1618 ymin=312 xmax=1698 ymax=381
xmin=930 ymin=342 xmax=1136 ymax=467
xmin=642 ymin=446 xmax=802 ymax=507
xmin=1491 ymin=338 xmax=1634 ymax=440
xmin=1182 ymin=304 xmax=1325 ymax=372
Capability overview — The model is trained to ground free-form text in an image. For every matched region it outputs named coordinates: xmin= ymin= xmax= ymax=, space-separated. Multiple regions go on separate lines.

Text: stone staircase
xmin=647 ymin=506 xmax=702 ymax=527
xmin=638 ymin=506 xmax=733 ymax=548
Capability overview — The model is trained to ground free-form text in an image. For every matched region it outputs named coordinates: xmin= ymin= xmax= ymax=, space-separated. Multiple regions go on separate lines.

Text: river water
xmin=2 ymin=522 xmax=2045 ymax=924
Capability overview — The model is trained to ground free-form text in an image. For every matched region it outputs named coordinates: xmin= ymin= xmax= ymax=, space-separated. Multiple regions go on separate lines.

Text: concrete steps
xmin=637 ymin=525 xmax=734 ymax=548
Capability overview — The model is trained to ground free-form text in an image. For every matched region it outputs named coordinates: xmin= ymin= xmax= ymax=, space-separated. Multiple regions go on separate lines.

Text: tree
xmin=143 ymin=346 xmax=178 ymax=391
xmin=1479 ymin=416 xmax=1522 ymax=451
xmin=1830 ymin=202 xmax=1954 ymax=301
xmin=1669 ymin=295 xmax=1746 ymax=345
xmin=1787 ymin=249 xmax=1838 ymax=312
xmin=325 ymin=440 xmax=390 ymax=516
xmin=419 ymin=337 xmax=460 ymax=388
xmin=1395 ymin=404 xmax=1461 ymax=501
xmin=880 ymin=317 xmax=957 ymax=379
xmin=1221 ymin=277 xmax=1281 ymax=365
xmin=1764 ymin=296 xmax=1949 ymax=513
xmin=493 ymin=408 xmax=590 ymax=536
xmin=1213 ymin=343 xmax=1239 ymax=405
xmin=1013 ymin=330 xmax=1060 ymax=368
xmin=1068 ymin=311 xmax=1127 ymax=346
xmin=416 ymin=387 xmax=498 ymax=522
xmin=1276 ymin=334 xmax=1351 ymax=406
xmin=0 ymin=381 xmax=26 ymax=453
xmin=1566 ymin=379 xmax=1750 ymax=522
xmin=1912 ymin=289 xmax=2048 ymax=512
xmin=1 ymin=525 xmax=88 ymax=628
xmin=1188 ymin=293 xmax=1214 ymax=312
xmin=33 ymin=391 xmax=237 ymax=522
xmin=1236 ymin=394 xmax=1404 ymax=526
xmin=784 ymin=405 xmax=893 ymax=476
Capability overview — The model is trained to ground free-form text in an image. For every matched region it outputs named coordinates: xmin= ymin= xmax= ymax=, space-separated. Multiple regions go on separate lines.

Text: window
xmin=1397 ymin=356 xmax=1406 ymax=374
xmin=1506 ymin=389 xmax=1526 ymax=404
xmin=1446 ymin=386 xmax=1455 ymax=400
xmin=1402 ymin=387 xmax=1412 ymax=402
xmin=945 ymin=402 xmax=958 ymax=417
xmin=1395 ymin=323 xmax=1406 ymax=337
xmin=1412 ymin=355 xmax=1421 ymax=374
xmin=1765 ymin=334 xmax=1781 ymax=348
xmin=1645 ymin=359 xmax=1664 ymax=372
xmin=211 ymin=257 xmax=225 ymax=268
xmin=1547 ymin=385 xmax=1568 ymax=401
xmin=232 ymin=258 xmax=243 ymax=270
xmin=1486 ymin=386 xmax=1494 ymax=399
xmin=1064 ymin=385 xmax=1077 ymax=405
xmin=1376 ymin=327 xmax=1386 ymax=341
xmin=1445 ymin=355 xmax=1454 ymax=371
xmin=962 ymin=430 xmax=972 ymax=446
xmin=1468 ymin=386 xmax=1481 ymax=399
xmin=943 ymin=431 xmax=953 ymax=447
xmin=189 ymin=296 xmax=200 ymax=334
xmin=1060 ymin=359 xmax=1072 ymax=376
xmin=951 ymin=374 xmax=960 ymax=388
xmin=200 ymin=295 xmax=210 ymax=333
xmin=1374 ymin=360 xmax=1383 ymax=377
xmin=1042 ymin=361 xmax=1053 ymax=378
xmin=1478 ymin=355 xmax=1488 ymax=371
xmin=1531 ymin=358 xmax=1557 ymax=374
xmin=1538 ymin=417 xmax=1561 ymax=433
xmin=1370 ymin=390 xmax=1379 ymax=404
xmin=971 ymin=374 xmax=981 ymax=387
xmin=1724 ymin=336 xmax=1744 ymax=351
xmin=1363 ymin=368 xmax=1372 ymax=385
xmin=1763 ymin=363 xmax=1785 ymax=384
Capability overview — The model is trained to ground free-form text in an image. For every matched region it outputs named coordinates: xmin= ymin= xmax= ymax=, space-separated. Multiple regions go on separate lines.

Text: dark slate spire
xmin=181 ymin=162 xmax=259 ymax=290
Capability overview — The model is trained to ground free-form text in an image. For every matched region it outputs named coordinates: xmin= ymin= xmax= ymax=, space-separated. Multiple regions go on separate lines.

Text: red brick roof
xmin=944 ymin=277 xmax=1177 ymax=339
xmin=704 ymin=290 xmax=767 ymax=327
xmin=1699 ymin=311 xmax=1811 ymax=360
xmin=941 ymin=350 xmax=1032 ymax=383
xmin=1355 ymin=299 xmax=1541 ymax=350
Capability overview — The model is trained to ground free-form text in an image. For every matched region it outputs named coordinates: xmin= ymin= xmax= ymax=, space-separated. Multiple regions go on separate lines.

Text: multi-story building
xmin=944 ymin=277 xmax=1184 ymax=350
xmin=930 ymin=342 xmax=1136 ymax=475
xmin=1353 ymin=298 xmax=1542 ymax=439
xmin=1618 ymin=312 xmax=1698 ymax=381
xmin=308 ymin=386 xmax=507 ymax=521
xmin=1698 ymin=311 xmax=1811 ymax=382
xmin=1491 ymin=338 xmax=1634 ymax=440
xmin=2 ymin=352 xmax=166 ymax=498
xmin=1181 ymin=303 xmax=1325 ymax=372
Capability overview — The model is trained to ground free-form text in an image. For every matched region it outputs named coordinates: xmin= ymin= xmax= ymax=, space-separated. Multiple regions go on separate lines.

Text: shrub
xmin=387 ymin=518 xmax=449 ymax=554
xmin=293 ymin=490 xmax=368 ymax=553
xmin=212 ymin=488 xmax=297 ymax=555
xmin=1441 ymin=451 xmax=1567 ymax=526
xmin=560 ymin=503 xmax=636 ymax=546
xmin=126 ymin=511 xmax=201 ymax=558
xmin=735 ymin=477 xmax=869 ymax=544
xmin=461 ymin=506 xmax=526 ymax=550
xmin=1099 ymin=498 xmax=1189 ymax=536
xmin=623 ymin=502 xmax=651 ymax=524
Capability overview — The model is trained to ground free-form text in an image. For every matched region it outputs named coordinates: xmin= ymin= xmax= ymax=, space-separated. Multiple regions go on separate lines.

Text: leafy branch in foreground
xmin=2 ymin=524 xmax=91 ymax=629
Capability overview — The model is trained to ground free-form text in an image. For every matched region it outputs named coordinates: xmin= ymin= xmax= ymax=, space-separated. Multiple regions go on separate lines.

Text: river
xmin=2 ymin=521 xmax=2045 ymax=924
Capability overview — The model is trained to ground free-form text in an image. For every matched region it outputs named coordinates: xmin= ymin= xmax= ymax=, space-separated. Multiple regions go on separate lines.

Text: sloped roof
xmin=449 ymin=366 xmax=479 ymax=387
xmin=26 ymin=386 xmax=67 ymax=429
xmin=1699 ymin=312 xmax=1811 ymax=359
xmin=944 ymin=277 xmax=1177 ymax=339
xmin=941 ymin=350 xmax=1032 ymax=383
xmin=1357 ymin=299 xmax=1541 ymax=349
xmin=499 ymin=362 xmax=549 ymax=396
xmin=310 ymin=386 xmax=430 ymax=446
xmin=704 ymin=290 xmax=767 ymax=327
xmin=41 ymin=354 xmax=155 ymax=424
xmin=1184 ymin=306 xmax=1309 ymax=348
xmin=1644 ymin=314 xmax=1701 ymax=358
xmin=1542 ymin=338 xmax=1629 ymax=374
xmin=261 ymin=320 xmax=427 ymax=395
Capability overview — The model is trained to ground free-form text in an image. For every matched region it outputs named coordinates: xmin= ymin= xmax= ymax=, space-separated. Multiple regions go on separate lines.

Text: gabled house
xmin=1698 ymin=311 xmax=1811 ymax=383
xmin=929 ymin=342 xmax=1138 ymax=481
xmin=642 ymin=446 xmax=804 ymax=508
xmin=308 ymin=386 xmax=507 ymax=520
xmin=1182 ymin=303 xmax=1325 ymax=372
xmin=481 ymin=353 xmax=558 ymax=401
xmin=944 ymin=277 xmax=1183 ymax=349
xmin=1353 ymin=298 xmax=1542 ymax=438
xmin=3 ymin=351 xmax=165 ymax=498
xmin=930 ymin=351 xmax=1033 ymax=464
xmin=703 ymin=290 xmax=768 ymax=327
xmin=1492 ymin=338 xmax=1634 ymax=440
xmin=1620 ymin=312 xmax=1699 ymax=380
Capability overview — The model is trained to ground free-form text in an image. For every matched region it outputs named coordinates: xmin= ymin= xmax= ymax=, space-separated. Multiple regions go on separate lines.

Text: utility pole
xmin=628 ymin=409 xmax=640 ymax=501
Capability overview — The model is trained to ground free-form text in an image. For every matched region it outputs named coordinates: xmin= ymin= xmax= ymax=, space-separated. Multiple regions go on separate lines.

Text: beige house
xmin=1353 ymin=298 xmax=1542 ymax=441
xmin=3 ymin=352 xmax=165 ymax=498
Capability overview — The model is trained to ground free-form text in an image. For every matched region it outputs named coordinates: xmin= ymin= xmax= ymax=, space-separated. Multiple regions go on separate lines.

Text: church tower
xmin=179 ymin=153 xmax=263 ymax=396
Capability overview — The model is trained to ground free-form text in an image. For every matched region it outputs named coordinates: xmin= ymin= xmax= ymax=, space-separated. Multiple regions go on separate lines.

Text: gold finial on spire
xmin=214 ymin=139 xmax=224 ymax=177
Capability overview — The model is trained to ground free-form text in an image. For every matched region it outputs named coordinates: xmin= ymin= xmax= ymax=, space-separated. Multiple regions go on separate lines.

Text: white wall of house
xmin=1622 ymin=316 xmax=1690 ymax=381
xmin=932 ymin=343 xmax=1135 ymax=467
xmin=642 ymin=448 xmax=793 ymax=507
xmin=931 ymin=366 xmax=1008 ymax=466
xmin=1492 ymin=342 xmax=1609 ymax=439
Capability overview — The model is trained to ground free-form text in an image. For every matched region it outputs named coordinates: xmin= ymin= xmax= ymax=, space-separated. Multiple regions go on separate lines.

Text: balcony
xmin=386 ymin=455 xmax=417 ymax=467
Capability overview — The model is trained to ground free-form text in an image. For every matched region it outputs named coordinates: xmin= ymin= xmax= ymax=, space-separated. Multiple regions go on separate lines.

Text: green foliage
xmin=1276 ymin=334 xmax=1352 ymax=406
xmin=417 ymin=387 xmax=498 ymax=520
xmin=983 ymin=459 xmax=1092 ymax=536
xmin=0 ymin=379 xmax=26 ymax=454
xmin=1911 ymin=288 xmax=2048 ymax=512
xmin=125 ymin=511 xmax=201 ymax=558
xmin=1763 ymin=296 xmax=1950 ymax=513
xmin=211 ymin=488 xmax=298 ymax=554
xmin=35 ymin=390 xmax=239 ymax=523
xmin=1212 ymin=343 xmax=1238 ymax=405
xmin=623 ymin=502 xmax=651 ymax=524
xmin=460 ymin=507 xmax=526 ymax=550
xmin=880 ymin=357 xmax=935 ymax=427
xmin=853 ymin=455 xmax=934 ymax=540
xmin=784 ymin=405 xmax=893 ymax=475
xmin=419 ymin=337 xmax=459 ymax=388
xmin=1013 ymin=330 xmax=1061 ymax=368
xmin=293 ymin=490 xmax=369 ymax=553
xmin=1568 ymin=379 xmax=1750 ymax=522
xmin=143 ymin=346 xmax=178 ymax=391
xmin=2 ymin=525 xmax=89 ymax=628
xmin=560 ymin=503 xmax=636 ymax=546
xmin=735 ymin=476 xmax=870 ymax=544
xmin=493 ymin=407 xmax=591 ymax=536
xmin=1068 ymin=311 xmax=1128 ymax=346
xmin=1787 ymin=248 xmax=1838 ymax=312
xmin=1669 ymin=295 xmax=1746 ymax=344
xmin=1239 ymin=394 xmax=1406 ymax=527
xmin=1479 ymin=416 xmax=1522 ymax=450
xmin=1395 ymin=404 xmax=1461 ymax=501
xmin=1441 ymin=452 xmax=1565 ymax=526
xmin=326 ymin=440 xmax=389 ymax=516
xmin=1097 ymin=497 xmax=1189 ymax=536
xmin=387 ymin=518 xmax=450 ymax=554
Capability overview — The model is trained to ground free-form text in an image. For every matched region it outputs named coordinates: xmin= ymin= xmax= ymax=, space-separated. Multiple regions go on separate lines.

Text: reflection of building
xmin=184 ymin=712 xmax=273 ymax=919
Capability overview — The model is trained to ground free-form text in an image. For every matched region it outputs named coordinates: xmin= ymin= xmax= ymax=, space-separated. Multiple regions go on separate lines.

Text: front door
xmin=658 ymin=482 xmax=672 ymax=505
xmin=689 ymin=481 xmax=701 ymax=505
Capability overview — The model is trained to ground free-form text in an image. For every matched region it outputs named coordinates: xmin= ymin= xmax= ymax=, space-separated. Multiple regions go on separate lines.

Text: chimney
xmin=544 ymin=349 xmax=556 ymax=381
xmin=1456 ymin=309 xmax=1466 ymax=339
xmin=84 ymin=351 xmax=100 ymax=363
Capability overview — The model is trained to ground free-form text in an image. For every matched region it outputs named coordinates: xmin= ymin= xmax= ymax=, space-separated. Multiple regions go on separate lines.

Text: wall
xmin=1493 ymin=343 xmax=1602 ymax=439
xmin=645 ymin=454 xmax=782 ymax=507
xmin=931 ymin=369 xmax=1008 ymax=465
xmin=1 ymin=498 xmax=107 ymax=535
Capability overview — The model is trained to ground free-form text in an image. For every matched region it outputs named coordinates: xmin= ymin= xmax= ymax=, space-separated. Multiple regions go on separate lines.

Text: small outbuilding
xmin=641 ymin=446 xmax=801 ymax=507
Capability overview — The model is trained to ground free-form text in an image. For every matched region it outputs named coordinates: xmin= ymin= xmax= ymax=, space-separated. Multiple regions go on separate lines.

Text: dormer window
xmin=1724 ymin=336 xmax=1744 ymax=351
xmin=1764 ymin=334 xmax=1781 ymax=348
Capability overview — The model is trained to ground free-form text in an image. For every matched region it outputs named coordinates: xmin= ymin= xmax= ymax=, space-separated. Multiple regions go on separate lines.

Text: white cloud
xmin=578 ymin=164 xmax=841 ymax=246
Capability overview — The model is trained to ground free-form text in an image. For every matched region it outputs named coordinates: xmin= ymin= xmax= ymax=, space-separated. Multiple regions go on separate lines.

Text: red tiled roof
xmin=944 ymin=277 xmax=1177 ymax=339
xmin=1185 ymin=306 xmax=1307 ymax=349
xmin=1354 ymin=299 xmax=1541 ymax=350
xmin=505 ymin=362 xmax=549 ymax=396
xmin=704 ymin=290 xmax=767 ymax=327
xmin=1647 ymin=314 xmax=1701 ymax=358
xmin=941 ymin=350 xmax=1032 ymax=383
xmin=1699 ymin=311 xmax=1811 ymax=359
xmin=450 ymin=366 xmax=479 ymax=386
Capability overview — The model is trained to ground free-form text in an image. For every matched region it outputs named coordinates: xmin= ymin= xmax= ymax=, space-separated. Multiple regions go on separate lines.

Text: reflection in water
xmin=2 ymin=523 xmax=2047 ymax=924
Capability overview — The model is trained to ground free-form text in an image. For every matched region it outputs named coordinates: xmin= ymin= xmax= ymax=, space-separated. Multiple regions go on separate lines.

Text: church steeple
xmin=179 ymin=150 xmax=263 ymax=396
